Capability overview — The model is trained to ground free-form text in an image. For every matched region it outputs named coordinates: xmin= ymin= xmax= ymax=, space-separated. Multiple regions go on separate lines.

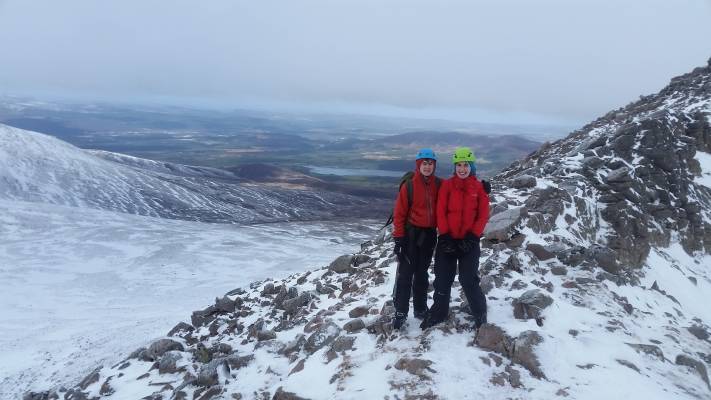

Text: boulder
xmin=330 ymin=336 xmax=356 ymax=353
xmin=145 ymin=339 xmax=185 ymax=361
xmin=343 ymin=318 xmax=366 ymax=333
xmin=348 ymin=305 xmax=370 ymax=318
xmin=526 ymin=243 xmax=555 ymax=261
xmin=512 ymin=289 xmax=553 ymax=321
xmin=511 ymin=331 xmax=545 ymax=379
xmin=23 ymin=392 xmax=58 ymax=400
xmin=328 ymin=255 xmax=355 ymax=274
xmin=626 ymin=343 xmax=664 ymax=361
xmin=484 ymin=207 xmax=526 ymax=242
xmin=214 ymin=296 xmax=237 ymax=313
xmin=78 ymin=368 xmax=101 ymax=390
xmin=304 ymin=322 xmax=341 ymax=354
xmin=257 ymin=330 xmax=277 ymax=341
xmin=605 ymin=166 xmax=633 ymax=184
xmin=282 ymin=292 xmax=312 ymax=316
xmin=280 ymin=334 xmax=306 ymax=355
xmin=167 ymin=322 xmax=195 ymax=337
xmin=158 ymin=351 xmax=183 ymax=374
xmin=474 ymin=324 xmax=513 ymax=355
xmin=196 ymin=358 xmax=227 ymax=387
xmin=272 ymin=387 xmax=310 ymax=400
xmin=191 ymin=305 xmax=218 ymax=327
xmin=394 ymin=357 xmax=434 ymax=379
xmin=688 ymin=325 xmax=710 ymax=341
xmin=588 ymin=245 xmax=620 ymax=275
xmin=510 ymin=175 xmax=537 ymax=189
xmin=676 ymin=354 xmax=711 ymax=389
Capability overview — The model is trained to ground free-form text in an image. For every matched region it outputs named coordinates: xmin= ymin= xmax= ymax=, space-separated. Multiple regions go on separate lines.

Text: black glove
xmin=393 ymin=236 xmax=406 ymax=257
xmin=437 ymin=234 xmax=457 ymax=254
xmin=482 ymin=180 xmax=491 ymax=194
xmin=458 ymin=232 xmax=480 ymax=253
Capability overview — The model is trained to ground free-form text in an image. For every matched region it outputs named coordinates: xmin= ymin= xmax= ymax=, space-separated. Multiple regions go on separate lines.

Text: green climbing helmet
xmin=452 ymin=147 xmax=476 ymax=164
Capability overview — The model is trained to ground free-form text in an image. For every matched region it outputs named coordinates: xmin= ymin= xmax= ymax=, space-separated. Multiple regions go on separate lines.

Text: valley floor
xmin=0 ymin=200 xmax=377 ymax=399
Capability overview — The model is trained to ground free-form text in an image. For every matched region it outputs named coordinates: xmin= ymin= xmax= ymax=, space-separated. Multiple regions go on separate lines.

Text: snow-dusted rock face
xmin=26 ymin=59 xmax=711 ymax=399
xmin=0 ymin=124 xmax=374 ymax=224
xmin=495 ymin=57 xmax=711 ymax=270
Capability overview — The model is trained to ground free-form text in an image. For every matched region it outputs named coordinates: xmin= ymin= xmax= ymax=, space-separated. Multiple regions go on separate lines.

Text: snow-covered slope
xmin=25 ymin=59 xmax=711 ymax=400
xmin=0 ymin=124 xmax=372 ymax=224
xmin=0 ymin=199 xmax=377 ymax=400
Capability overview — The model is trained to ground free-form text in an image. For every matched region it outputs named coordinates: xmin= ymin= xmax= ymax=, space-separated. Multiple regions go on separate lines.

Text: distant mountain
xmin=0 ymin=124 xmax=383 ymax=223
xmin=377 ymin=130 xmax=542 ymax=158
xmin=322 ymin=131 xmax=543 ymax=176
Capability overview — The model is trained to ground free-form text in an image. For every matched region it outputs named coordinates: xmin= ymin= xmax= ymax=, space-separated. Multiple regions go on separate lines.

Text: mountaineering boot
xmin=413 ymin=309 xmax=427 ymax=320
xmin=473 ymin=312 xmax=487 ymax=330
xmin=392 ymin=312 xmax=407 ymax=330
xmin=419 ymin=310 xmax=447 ymax=329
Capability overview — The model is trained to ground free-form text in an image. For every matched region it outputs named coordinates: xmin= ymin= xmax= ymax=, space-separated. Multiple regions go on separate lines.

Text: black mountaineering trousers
xmin=393 ymin=226 xmax=437 ymax=316
xmin=429 ymin=240 xmax=487 ymax=321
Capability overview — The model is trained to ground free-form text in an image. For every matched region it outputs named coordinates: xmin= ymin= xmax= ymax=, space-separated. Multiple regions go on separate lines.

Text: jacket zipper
xmin=425 ymin=178 xmax=433 ymax=226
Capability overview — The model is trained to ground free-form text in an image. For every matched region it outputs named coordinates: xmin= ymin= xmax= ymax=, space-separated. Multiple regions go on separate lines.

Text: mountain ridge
xmin=0 ymin=124 xmax=384 ymax=224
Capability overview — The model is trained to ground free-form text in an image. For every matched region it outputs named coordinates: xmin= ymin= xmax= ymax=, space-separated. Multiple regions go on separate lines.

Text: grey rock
xmin=197 ymin=358 xmax=227 ymax=387
xmin=484 ymin=207 xmax=526 ymax=242
xmin=474 ymin=324 xmax=513 ymax=355
xmin=348 ymin=305 xmax=370 ymax=318
xmin=330 ymin=336 xmax=356 ymax=352
xmin=257 ymin=330 xmax=277 ymax=341
xmin=167 ymin=322 xmax=194 ymax=337
xmin=605 ymin=167 xmax=632 ymax=184
xmin=23 ymin=392 xmax=58 ymax=400
xmin=215 ymin=296 xmax=236 ymax=313
xmin=262 ymin=282 xmax=278 ymax=295
xmin=353 ymin=254 xmax=373 ymax=266
xmin=158 ymin=351 xmax=183 ymax=374
xmin=510 ymin=175 xmax=537 ymax=189
xmin=676 ymin=354 xmax=711 ymax=389
xmin=282 ymin=292 xmax=312 ymax=315
xmin=304 ymin=322 xmax=341 ymax=354
xmin=343 ymin=318 xmax=366 ymax=333
xmin=616 ymin=359 xmax=640 ymax=373
xmin=328 ymin=255 xmax=355 ymax=274
xmin=316 ymin=281 xmax=337 ymax=295
xmin=588 ymin=245 xmax=620 ymax=275
xmin=272 ymin=387 xmax=310 ymax=400
xmin=511 ymin=331 xmax=545 ymax=379
xmin=526 ymin=243 xmax=555 ymax=261
xmin=226 ymin=354 xmax=254 ymax=371
xmin=688 ymin=325 xmax=710 ymax=341
xmin=394 ymin=357 xmax=434 ymax=378
xmin=78 ymin=368 xmax=101 ymax=390
xmin=550 ymin=266 xmax=568 ymax=276
xmin=191 ymin=305 xmax=217 ymax=327
xmin=626 ymin=343 xmax=664 ymax=361
xmin=144 ymin=339 xmax=184 ymax=361
xmin=513 ymin=289 xmax=553 ymax=321
xmin=280 ymin=334 xmax=306 ymax=355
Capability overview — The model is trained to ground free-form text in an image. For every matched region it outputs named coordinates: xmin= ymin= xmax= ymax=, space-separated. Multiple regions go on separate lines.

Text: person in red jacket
xmin=421 ymin=146 xmax=490 ymax=330
xmin=391 ymin=148 xmax=441 ymax=329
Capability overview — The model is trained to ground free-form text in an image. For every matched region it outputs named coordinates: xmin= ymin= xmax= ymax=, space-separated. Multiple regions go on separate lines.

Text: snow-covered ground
xmin=694 ymin=151 xmax=711 ymax=189
xmin=0 ymin=200 xmax=377 ymax=399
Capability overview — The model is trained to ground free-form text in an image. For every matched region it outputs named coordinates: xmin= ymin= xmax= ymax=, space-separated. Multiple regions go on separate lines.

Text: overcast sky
xmin=1 ymin=0 xmax=710 ymax=125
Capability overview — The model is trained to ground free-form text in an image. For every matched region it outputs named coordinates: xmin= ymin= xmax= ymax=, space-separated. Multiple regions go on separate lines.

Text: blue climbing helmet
xmin=415 ymin=148 xmax=437 ymax=161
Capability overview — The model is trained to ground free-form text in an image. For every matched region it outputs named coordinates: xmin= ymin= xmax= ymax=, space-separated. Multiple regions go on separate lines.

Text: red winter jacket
xmin=393 ymin=170 xmax=440 ymax=238
xmin=437 ymin=175 xmax=489 ymax=239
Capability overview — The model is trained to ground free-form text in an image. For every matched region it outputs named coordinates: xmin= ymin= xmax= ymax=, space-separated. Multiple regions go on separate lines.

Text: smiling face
xmin=419 ymin=159 xmax=435 ymax=177
xmin=455 ymin=161 xmax=471 ymax=179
